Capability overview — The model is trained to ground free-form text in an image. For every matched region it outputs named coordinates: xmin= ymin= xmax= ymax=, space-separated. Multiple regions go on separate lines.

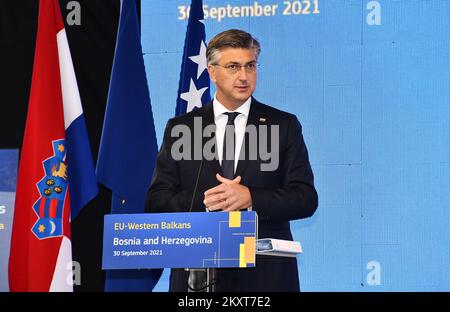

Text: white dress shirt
xmin=213 ymin=96 xmax=251 ymax=172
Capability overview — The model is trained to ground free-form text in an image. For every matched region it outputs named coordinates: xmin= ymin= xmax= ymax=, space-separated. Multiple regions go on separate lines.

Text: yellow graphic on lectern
xmin=227 ymin=212 xmax=255 ymax=267
xmin=240 ymin=236 xmax=256 ymax=267
xmin=228 ymin=211 xmax=241 ymax=228
xmin=203 ymin=211 xmax=256 ymax=268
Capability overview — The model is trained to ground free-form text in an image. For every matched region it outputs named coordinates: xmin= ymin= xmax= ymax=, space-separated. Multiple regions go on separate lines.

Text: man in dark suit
xmin=146 ymin=29 xmax=318 ymax=292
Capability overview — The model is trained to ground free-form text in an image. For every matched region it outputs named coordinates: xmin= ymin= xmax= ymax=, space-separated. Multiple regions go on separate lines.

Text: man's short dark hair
xmin=206 ymin=29 xmax=261 ymax=65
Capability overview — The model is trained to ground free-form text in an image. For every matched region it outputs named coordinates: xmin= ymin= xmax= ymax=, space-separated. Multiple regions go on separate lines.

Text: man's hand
xmin=203 ymin=174 xmax=252 ymax=211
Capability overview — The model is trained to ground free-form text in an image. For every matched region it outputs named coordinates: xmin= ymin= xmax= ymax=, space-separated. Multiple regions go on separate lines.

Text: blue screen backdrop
xmin=141 ymin=0 xmax=450 ymax=291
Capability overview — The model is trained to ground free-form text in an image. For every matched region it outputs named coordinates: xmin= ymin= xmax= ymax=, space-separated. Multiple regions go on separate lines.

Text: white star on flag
xmin=189 ymin=40 xmax=208 ymax=79
xmin=180 ymin=79 xmax=208 ymax=112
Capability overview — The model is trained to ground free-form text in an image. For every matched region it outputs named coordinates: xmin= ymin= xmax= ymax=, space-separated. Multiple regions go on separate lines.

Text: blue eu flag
xmin=96 ymin=0 xmax=162 ymax=291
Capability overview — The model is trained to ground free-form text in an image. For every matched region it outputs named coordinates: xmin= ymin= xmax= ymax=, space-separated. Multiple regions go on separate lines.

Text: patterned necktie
xmin=222 ymin=112 xmax=240 ymax=179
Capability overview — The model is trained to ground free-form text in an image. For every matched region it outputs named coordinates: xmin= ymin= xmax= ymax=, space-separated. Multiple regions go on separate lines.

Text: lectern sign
xmin=102 ymin=211 xmax=257 ymax=269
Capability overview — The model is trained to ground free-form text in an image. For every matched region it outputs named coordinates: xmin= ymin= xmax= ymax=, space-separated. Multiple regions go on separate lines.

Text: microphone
xmin=188 ymin=157 xmax=204 ymax=213
xmin=189 ymin=121 xmax=215 ymax=213
xmin=186 ymin=158 xmax=207 ymax=292
xmin=186 ymin=126 xmax=217 ymax=292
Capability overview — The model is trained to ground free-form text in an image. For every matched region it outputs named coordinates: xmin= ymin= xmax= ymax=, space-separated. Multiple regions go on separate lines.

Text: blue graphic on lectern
xmin=102 ymin=211 xmax=257 ymax=270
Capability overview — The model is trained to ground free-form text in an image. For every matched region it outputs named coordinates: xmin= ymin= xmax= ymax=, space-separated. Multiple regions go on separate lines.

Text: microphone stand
xmin=207 ymin=267 xmax=216 ymax=292
xmin=187 ymin=158 xmax=211 ymax=292
xmin=187 ymin=128 xmax=219 ymax=292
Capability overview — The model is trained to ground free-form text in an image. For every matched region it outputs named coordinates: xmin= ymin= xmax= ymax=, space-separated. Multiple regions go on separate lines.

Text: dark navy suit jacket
xmin=146 ymin=98 xmax=318 ymax=291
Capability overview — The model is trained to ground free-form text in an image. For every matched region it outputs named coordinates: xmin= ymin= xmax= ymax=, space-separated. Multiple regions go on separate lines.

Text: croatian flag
xmin=176 ymin=0 xmax=211 ymax=116
xmin=8 ymin=0 xmax=98 ymax=292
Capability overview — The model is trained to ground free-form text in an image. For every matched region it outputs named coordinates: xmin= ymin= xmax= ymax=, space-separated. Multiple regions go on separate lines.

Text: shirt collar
xmin=213 ymin=95 xmax=251 ymax=119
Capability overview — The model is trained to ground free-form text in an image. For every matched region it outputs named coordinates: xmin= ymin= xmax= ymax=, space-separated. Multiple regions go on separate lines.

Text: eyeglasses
xmin=213 ymin=62 xmax=258 ymax=74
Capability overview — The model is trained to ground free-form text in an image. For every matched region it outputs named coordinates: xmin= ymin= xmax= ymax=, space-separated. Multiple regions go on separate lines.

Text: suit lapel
xmin=199 ymin=102 xmax=222 ymax=176
xmin=235 ymin=98 xmax=263 ymax=177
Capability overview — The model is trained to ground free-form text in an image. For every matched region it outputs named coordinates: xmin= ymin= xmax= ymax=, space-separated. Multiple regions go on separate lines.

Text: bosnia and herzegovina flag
xmin=8 ymin=0 xmax=98 ymax=292
xmin=176 ymin=0 xmax=211 ymax=116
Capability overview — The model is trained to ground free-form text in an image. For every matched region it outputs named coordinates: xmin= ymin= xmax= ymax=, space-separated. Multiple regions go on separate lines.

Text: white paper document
xmin=256 ymin=238 xmax=302 ymax=257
